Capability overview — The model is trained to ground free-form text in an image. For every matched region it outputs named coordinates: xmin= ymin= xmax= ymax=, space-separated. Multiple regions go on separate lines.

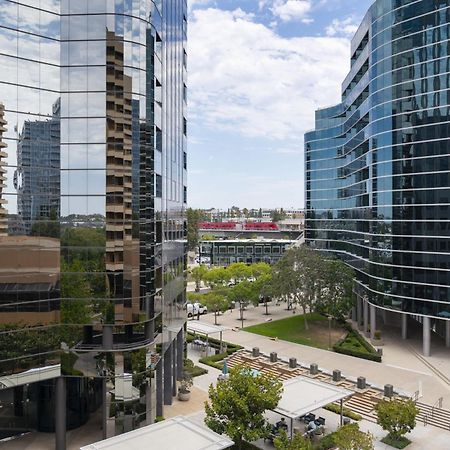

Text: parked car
xmin=186 ymin=302 xmax=208 ymax=318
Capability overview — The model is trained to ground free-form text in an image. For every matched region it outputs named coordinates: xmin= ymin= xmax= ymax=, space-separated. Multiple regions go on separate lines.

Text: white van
xmin=186 ymin=302 xmax=208 ymax=318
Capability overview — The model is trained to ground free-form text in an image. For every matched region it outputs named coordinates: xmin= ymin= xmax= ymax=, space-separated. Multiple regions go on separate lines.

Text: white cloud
xmin=188 ymin=7 xmax=350 ymax=142
xmin=326 ymin=17 xmax=359 ymax=37
xmin=271 ymin=0 xmax=312 ymax=23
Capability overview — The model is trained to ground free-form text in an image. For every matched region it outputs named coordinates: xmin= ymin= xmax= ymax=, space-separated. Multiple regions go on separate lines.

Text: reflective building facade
xmin=0 ymin=1 xmax=187 ymax=448
xmin=305 ymin=0 xmax=450 ymax=356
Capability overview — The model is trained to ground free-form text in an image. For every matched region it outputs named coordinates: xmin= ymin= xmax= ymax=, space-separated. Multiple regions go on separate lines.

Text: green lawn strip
xmin=243 ymin=313 xmax=331 ymax=349
xmin=381 ymin=436 xmax=411 ymax=449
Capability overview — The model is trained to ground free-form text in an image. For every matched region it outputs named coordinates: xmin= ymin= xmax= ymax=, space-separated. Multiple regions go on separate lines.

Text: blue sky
xmin=187 ymin=0 xmax=373 ymax=210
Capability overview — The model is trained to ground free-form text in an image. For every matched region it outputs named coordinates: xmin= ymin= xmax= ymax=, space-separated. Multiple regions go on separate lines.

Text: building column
xmin=356 ymin=297 xmax=362 ymax=330
xmin=172 ymin=343 xmax=177 ymax=397
xmin=163 ymin=345 xmax=173 ymax=405
xmin=423 ymin=316 xmax=431 ymax=357
xmin=55 ymin=377 xmax=66 ymax=450
xmin=102 ymin=378 xmax=107 ymax=439
xmin=156 ymin=359 xmax=163 ymax=417
xmin=177 ymin=330 xmax=184 ymax=380
xmin=363 ymin=299 xmax=369 ymax=336
xmin=401 ymin=314 xmax=408 ymax=340
xmin=370 ymin=305 xmax=376 ymax=340
xmin=445 ymin=321 xmax=450 ymax=348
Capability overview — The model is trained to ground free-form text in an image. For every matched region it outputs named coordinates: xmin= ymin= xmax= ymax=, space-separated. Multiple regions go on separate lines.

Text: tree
xmin=228 ymin=262 xmax=251 ymax=283
xmin=187 ymin=208 xmax=202 ymax=251
xmin=375 ymin=398 xmax=418 ymax=442
xmin=203 ymin=267 xmax=231 ymax=289
xmin=191 ymin=265 xmax=208 ymax=292
xmin=270 ymin=246 xmax=322 ymax=329
xmin=272 ymin=209 xmax=286 ymax=222
xmin=202 ymin=292 xmax=230 ymax=325
xmin=316 ymin=258 xmax=354 ymax=320
xmin=227 ymin=280 xmax=260 ymax=326
xmin=333 ymin=423 xmax=374 ymax=450
xmin=205 ymin=366 xmax=283 ymax=449
xmin=274 ymin=430 xmax=313 ymax=450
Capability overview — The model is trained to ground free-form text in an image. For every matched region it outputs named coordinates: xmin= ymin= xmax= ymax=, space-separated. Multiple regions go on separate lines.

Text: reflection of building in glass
xmin=0 ymin=236 xmax=60 ymax=325
xmin=305 ymin=1 xmax=450 ymax=357
xmin=0 ymin=1 xmax=187 ymax=448
xmin=0 ymin=103 xmax=7 ymax=235
xmin=15 ymin=99 xmax=60 ymax=234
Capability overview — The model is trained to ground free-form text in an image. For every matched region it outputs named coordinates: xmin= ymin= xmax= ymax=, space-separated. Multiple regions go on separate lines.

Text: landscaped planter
xmin=178 ymin=389 xmax=191 ymax=401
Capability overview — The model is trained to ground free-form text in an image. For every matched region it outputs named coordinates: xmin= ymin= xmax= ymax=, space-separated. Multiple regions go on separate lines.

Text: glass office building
xmin=305 ymin=0 xmax=450 ymax=356
xmin=0 ymin=1 xmax=187 ymax=448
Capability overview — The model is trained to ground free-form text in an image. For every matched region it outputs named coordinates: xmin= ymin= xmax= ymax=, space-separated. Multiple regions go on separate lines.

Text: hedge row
xmin=333 ymin=329 xmax=381 ymax=363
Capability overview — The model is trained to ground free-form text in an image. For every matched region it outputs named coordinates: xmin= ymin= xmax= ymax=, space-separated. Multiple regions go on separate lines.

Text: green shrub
xmin=184 ymin=358 xmax=208 ymax=377
xmin=333 ymin=329 xmax=381 ymax=362
xmin=381 ymin=436 xmax=411 ymax=449
xmin=315 ymin=432 xmax=336 ymax=449
xmin=199 ymin=352 xmax=227 ymax=370
xmin=324 ymin=403 xmax=362 ymax=421
xmin=155 ymin=416 xmax=165 ymax=423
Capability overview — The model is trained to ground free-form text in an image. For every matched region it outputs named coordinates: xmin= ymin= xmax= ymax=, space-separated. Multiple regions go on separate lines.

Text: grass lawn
xmin=244 ymin=313 xmax=346 ymax=350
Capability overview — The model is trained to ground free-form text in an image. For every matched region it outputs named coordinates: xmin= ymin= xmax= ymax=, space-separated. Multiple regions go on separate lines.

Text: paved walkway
xmin=196 ymin=304 xmax=450 ymax=407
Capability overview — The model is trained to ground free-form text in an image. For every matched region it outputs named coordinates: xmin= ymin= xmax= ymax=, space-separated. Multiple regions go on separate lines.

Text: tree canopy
xmin=205 ymin=366 xmax=283 ymax=449
xmin=333 ymin=423 xmax=374 ymax=450
xmin=375 ymin=398 xmax=418 ymax=441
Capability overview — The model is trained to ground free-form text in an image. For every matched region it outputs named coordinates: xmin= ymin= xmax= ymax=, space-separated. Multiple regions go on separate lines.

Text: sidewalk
xmin=196 ymin=304 xmax=450 ymax=407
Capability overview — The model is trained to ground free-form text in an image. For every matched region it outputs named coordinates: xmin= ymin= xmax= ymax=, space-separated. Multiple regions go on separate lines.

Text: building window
xmin=155 ymin=174 xmax=162 ymax=197
xmin=273 ymin=246 xmax=280 ymax=254
xmin=219 ymin=246 xmax=226 ymax=254
xmin=237 ymin=246 xmax=244 ymax=253
xmin=183 ymin=186 xmax=187 ymax=203
xmin=246 ymin=247 xmax=253 ymax=254
xmin=264 ymin=246 xmax=271 ymax=254
xmin=228 ymin=246 xmax=235 ymax=254
xmin=183 ymin=117 xmax=187 ymax=136
xmin=183 ymin=151 xmax=187 ymax=169
xmin=255 ymin=246 xmax=262 ymax=254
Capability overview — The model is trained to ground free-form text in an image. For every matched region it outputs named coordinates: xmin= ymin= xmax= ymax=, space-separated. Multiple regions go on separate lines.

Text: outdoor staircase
xmin=416 ymin=401 xmax=450 ymax=431
xmin=225 ymin=349 xmax=450 ymax=431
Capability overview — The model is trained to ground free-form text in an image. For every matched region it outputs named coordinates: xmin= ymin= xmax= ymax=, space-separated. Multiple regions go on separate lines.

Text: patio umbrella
xmin=222 ymin=359 xmax=228 ymax=376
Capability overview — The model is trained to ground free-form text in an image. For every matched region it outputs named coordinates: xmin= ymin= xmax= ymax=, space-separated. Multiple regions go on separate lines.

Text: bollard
xmin=269 ymin=352 xmax=278 ymax=363
xmin=357 ymin=376 xmax=366 ymax=390
xmin=384 ymin=384 xmax=394 ymax=398
xmin=252 ymin=347 xmax=260 ymax=358
xmin=333 ymin=370 xmax=341 ymax=382
xmin=289 ymin=357 xmax=297 ymax=369
xmin=310 ymin=363 xmax=318 ymax=375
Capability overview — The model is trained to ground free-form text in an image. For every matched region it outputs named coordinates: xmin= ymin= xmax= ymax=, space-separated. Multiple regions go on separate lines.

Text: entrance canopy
xmin=187 ymin=321 xmax=229 ymax=335
xmin=80 ymin=416 xmax=234 ymax=450
xmin=275 ymin=376 xmax=353 ymax=420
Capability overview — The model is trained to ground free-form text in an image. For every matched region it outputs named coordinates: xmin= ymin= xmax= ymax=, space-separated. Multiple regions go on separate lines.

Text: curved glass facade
xmin=0 ymin=0 xmax=187 ymax=445
xmin=305 ymin=0 xmax=450 ymax=327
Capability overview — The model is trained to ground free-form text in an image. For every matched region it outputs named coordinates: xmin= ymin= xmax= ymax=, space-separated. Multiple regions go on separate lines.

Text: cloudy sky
xmin=187 ymin=0 xmax=373 ymax=210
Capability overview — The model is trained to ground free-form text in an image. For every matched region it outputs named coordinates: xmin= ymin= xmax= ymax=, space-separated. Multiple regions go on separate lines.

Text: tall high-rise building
xmin=305 ymin=0 xmax=450 ymax=357
xmin=15 ymin=98 xmax=61 ymax=235
xmin=0 ymin=1 xmax=187 ymax=448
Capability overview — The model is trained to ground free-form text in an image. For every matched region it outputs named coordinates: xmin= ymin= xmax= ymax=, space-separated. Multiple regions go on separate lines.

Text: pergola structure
xmin=273 ymin=376 xmax=354 ymax=437
xmin=80 ymin=416 xmax=234 ymax=450
xmin=187 ymin=321 xmax=229 ymax=352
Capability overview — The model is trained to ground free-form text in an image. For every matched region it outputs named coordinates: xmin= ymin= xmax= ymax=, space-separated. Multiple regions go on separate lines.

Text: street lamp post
xmin=328 ymin=315 xmax=332 ymax=350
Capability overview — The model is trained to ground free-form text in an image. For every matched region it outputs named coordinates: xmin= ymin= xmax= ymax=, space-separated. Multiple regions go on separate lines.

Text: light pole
xmin=328 ymin=315 xmax=332 ymax=350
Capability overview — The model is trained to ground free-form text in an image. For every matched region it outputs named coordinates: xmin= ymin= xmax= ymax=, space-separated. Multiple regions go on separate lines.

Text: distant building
xmin=15 ymin=99 xmax=60 ymax=234
xmin=199 ymin=238 xmax=295 ymax=266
